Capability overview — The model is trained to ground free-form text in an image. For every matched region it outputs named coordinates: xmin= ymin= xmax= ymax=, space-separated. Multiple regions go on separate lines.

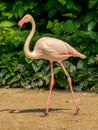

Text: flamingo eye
xmin=25 ymin=17 xmax=28 ymax=20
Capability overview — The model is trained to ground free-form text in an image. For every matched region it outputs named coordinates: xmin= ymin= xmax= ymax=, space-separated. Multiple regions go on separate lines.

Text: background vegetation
xmin=0 ymin=0 xmax=98 ymax=91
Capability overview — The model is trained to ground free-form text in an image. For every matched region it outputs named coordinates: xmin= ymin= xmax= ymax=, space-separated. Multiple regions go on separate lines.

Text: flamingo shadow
xmin=0 ymin=108 xmax=70 ymax=114
xmin=16 ymin=108 xmax=70 ymax=114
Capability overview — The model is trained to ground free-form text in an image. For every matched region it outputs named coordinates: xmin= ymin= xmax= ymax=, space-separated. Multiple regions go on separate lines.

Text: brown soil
xmin=0 ymin=88 xmax=98 ymax=130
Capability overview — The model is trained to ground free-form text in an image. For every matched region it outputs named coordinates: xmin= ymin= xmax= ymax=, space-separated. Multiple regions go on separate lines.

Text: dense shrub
xmin=0 ymin=0 xmax=98 ymax=91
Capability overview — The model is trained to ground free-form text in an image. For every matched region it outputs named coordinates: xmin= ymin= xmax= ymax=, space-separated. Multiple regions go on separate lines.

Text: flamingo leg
xmin=44 ymin=62 xmax=54 ymax=116
xmin=59 ymin=61 xmax=80 ymax=115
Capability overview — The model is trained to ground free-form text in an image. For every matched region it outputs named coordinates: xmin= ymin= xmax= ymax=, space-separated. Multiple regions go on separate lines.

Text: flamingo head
xmin=18 ymin=14 xmax=32 ymax=28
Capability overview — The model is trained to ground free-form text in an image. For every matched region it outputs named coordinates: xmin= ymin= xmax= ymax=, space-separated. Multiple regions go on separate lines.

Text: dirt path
xmin=0 ymin=88 xmax=98 ymax=130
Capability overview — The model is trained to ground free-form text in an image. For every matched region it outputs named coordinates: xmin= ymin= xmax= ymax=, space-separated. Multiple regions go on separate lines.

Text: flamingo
xmin=18 ymin=14 xmax=86 ymax=116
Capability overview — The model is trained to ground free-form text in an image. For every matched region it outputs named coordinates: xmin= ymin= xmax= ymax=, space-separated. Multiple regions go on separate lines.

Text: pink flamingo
xmin=18 ymin=14 xmax=86 ymax=116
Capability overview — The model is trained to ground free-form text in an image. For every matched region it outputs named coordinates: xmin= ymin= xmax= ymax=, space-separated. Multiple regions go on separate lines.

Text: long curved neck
xmin=24 ymin=17 xmax=35 ymax=59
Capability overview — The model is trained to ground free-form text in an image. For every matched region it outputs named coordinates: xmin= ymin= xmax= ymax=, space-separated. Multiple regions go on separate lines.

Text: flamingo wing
xmin=34 ymin=37 xmax=79 ymax=61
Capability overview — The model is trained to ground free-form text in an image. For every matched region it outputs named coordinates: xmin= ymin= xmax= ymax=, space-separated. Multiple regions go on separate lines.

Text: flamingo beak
xmin=18 ymin=18 xmax=25 ymax=28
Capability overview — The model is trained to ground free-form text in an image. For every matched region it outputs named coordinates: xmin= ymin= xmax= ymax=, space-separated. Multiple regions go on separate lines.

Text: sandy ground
xmin=0 ymin=88 xmax=98 ymax=130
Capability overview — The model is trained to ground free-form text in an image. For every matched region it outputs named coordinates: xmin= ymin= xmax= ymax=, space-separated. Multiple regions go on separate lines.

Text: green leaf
xmin=36 ymin=72 xmax=43 ymax=78
xmin=64 ymin=20 xmax=75 ymax=33
xmin=84 ymin=12 xmax=95 ymax=23
xmin=88 ymin=21 xmax=96 ymax=31
xmin=47 ymin=20 xmax=53 ymax=29
xmin=32 ymin=62 xmax=39 ymax=72
xmin=0 ymin=21 xmax=15 ymax=27
xmin=25 ymin=57 xmax=32 ymax=64
xmin=44 ymin=74 xmax=50 ymax=86
xmin=77 ymin=60 xmax=84 ymax=69
xmin=0 ymin=2 xmax=6 ymax=11
xmin=89 ymin=31 xmax=96 ymax=40
xmin=58 ymin=0 xmax=67 ymax=5
xmin=37 ymin=80 xmax=44 ymax=87
xmin=66 ymin=0 xmax=74 ymax=10
xmin=62 ymin=13 xmax=76 ymax=18
xmin=1 ymin=12 xmax=13 ymax=19
xmin=88 ymin=0 xmax=98 ymax=9
xmin=88 ymin=57 xmax=96 ymax=65
xmin=8 ymin=75 xmax=20 ymax=84
xmin=48 ymin=9 xmax=57 ymax=18
xmin=0 ymin=69 xmax=8 ymax=78
xmin=29 ymin=1 xmax=37 ymax=9
xmin=45 ymin=0 xmax=57 ymax=10
xmin=2 ymin=72 xmax=11 ymax=85
xmin=54 ymin=66 xmax=62 ymax=74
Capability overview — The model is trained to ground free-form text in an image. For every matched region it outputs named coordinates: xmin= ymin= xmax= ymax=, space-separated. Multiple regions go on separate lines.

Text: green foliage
xmin=0 ymin=0 xmax=98 ymax=91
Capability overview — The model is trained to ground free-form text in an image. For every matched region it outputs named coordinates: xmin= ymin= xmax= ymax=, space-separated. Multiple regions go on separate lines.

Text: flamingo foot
xmin=44 ymin=112 xmax=48 ymax=116
xmin=40 ymin=112 xmax=48 ymax=117
xmin=73 ymin=107 xmax=80 ymax=115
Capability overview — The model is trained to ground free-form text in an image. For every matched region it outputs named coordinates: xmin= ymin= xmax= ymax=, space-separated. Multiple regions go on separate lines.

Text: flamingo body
xmin=18 ymin=14 xmax=86 ymax=116
xmin=33 ymin=37 xmax=86 ymax=62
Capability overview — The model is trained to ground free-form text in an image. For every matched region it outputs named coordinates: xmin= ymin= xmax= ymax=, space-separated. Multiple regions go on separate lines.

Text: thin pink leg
xmin=59 ymin=61 xmax=80 ymax=115
xmin=44 ymin=62 xmax=54 ymax=116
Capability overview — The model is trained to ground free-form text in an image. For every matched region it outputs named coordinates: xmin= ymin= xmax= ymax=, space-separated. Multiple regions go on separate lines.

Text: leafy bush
xmin=0 ymin=0 xmax=98 ymax=91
